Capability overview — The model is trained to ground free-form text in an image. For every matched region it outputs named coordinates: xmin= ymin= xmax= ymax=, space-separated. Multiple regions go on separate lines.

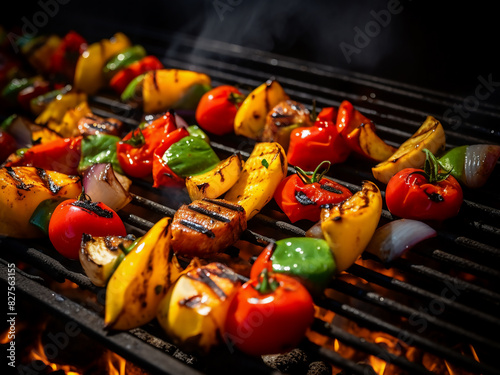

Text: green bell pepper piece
xmin=438 ymin=145 xmax=467 ymax=183
xmin=172 ymin=83 xmax=212 ymax=110
xmin=0 ymin=114 xmax=17 ymax=131
xmin=103 ymin=45 xmax=147 ymax=81
xmin=78 ymin=133 xmax=123 ymax=174
xmin=1 ymin=77 xmax=38 ymax=102
xmin=120 ymin=73 xmax=145 ymax=103
xmin=162 ymin=135 xmax=220 ymax=177
xmin=186 ymin=125 xmax=210 ymax=143
xmin=270 ymin=237 xmax=336 ymax=294
xmin=29 ymin=197 xmax=67 ymax=235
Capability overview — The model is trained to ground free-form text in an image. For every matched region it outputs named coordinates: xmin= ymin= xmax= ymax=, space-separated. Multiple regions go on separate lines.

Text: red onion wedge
xmin=365 ymin=219 xmax=437 ymax=263
xmin=82 ymin=163 xmax=132 ymax=211
xmin=464 ymin=145 xmax=500 ymax=188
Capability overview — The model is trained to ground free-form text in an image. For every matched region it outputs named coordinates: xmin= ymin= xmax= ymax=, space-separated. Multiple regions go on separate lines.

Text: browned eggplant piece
xmin=171 ymin=198 xmax=247 ymax=258
xmin=77 ymin=113 xmax=123 ymax=136
xmin=79 ymin=234 xmax=136 ymax=287
xmin=260 ymin=99 xmax=313 ymax=151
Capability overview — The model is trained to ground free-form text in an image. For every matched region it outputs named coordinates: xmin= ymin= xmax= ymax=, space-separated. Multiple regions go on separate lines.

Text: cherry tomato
xmin=0 ymin=130 xmax=17 ymax=163
xmin=274 ymin=161 xmax=352 ymax=222
xmin=385 ymin=149 xmax=463 ymax=221
xmin=223 ymin=269 xmax=314 ymax=356
xmin=195 ymin=85 xmax=245 ymax=136
xmin=48 ymin=197 xmax=127 ymax=259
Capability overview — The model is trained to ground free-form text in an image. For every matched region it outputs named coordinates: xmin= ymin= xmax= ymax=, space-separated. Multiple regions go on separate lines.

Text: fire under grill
xmin=2 ymin=18 xmax=500 ymax=375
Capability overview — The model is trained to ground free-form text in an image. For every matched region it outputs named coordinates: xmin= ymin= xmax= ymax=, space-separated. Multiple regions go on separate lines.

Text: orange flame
xmin=106 ymin=351 xmax=127 ymax=375
xmin=29 ymin=337 xmax=81 ymax=375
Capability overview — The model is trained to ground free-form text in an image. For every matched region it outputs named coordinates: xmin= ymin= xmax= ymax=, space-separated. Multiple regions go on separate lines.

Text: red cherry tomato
xmin=223 ymin=270 xmax=314 ymax=356
xmin=274 ymin=161 xmax=352 ymax=222
xmin=385 ymin=150 xmax=463 ymax=221
xmin=48 ymin=198 xmax=127 ymax=260
xmin=0 ymin=130 xmax=18 ymax=163
xmin=195 ymin=85 xmax=245 ymax=136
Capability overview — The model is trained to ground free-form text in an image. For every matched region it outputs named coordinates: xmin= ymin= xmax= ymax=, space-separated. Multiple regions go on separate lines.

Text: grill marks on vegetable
xmin=171 ymin=198 xmax=247 ymax=257
xmin=5 ymin=166 xmax=34 ymax=191
xmin=181 ymin=263 xmax=240 ymax=308
xmin=35 ymin=167 xmax=63 ymax=194
xmin=71 ymin=199 xmax=114 ymax=218
xmin=295 ymin=183 xmax=344 ymax=206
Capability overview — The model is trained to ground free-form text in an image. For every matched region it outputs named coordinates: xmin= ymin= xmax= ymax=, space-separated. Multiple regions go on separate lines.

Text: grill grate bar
xmin=348 ymin=263 xmax=500 ymax=329
xmin=393 ymin=260 xmax=500 ymax=302
xmin=330 ymin=279 xmax=500 ymax=352
xmin=0 ymin=262 xmax=205 ymax=375
xmin=311 ymin=319 xmax=434 ymax=375
xmin=428 ymin=249 xmax=500 ymax=280
xmin=315 ymin=297 xmax=500 ymax=375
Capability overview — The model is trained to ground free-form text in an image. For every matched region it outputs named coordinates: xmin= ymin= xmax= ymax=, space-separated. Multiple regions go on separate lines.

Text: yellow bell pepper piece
xmin=185 ymin=153 xmax=244 ymax=201
xmin=48 ymin=101 xmax=92 ymax=138
xmin=104 ymin=217 xmax=184 ymax=331
xmin=28 ymin=35 xmax=61 ymax=73
xmin=35 ymin=91 xmax=87 ymax=127
xmin=157 ymin=262 xmax=241 ymax=353
xmin=0 ymin=167 xmax=81 ymax=238
xmin=141 ymin=69 xmax=211 ymax=113
xmin=74 ymin=32 xmax=131 ymax=95
xmin=234 ymin=79 xmax=289 ymax=140
xmin=224 ymin=142 xmax=287 ymax=220
xmin=320 ymin=180 xmax=382 ymax=273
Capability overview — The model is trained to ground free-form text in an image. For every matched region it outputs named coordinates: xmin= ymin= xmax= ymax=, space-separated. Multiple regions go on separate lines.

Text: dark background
xmin=2 ymin=0 xmax=499 ymax=103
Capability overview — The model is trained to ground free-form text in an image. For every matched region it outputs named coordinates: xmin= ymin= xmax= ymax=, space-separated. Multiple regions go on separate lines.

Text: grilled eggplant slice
xmin=171 ymin=198 xmax=247 ymax=258
xmin=79 ymin=234 xmax=136 ymax=287
xmin=0 ymin=166 xmax=81 ymax=238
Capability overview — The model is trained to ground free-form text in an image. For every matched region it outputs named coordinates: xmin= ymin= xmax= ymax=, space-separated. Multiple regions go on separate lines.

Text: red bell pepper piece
xmin=152 ymin=127 xmax=190 ymax=188
xmin=0 ymin=130 xmax=18 ymax=164
xmin=336 ymin=100 xmax=376 ymax=155
xmin=287 ymin=107 xmax=350 ymax=171
xmin=49 ymin=30 xmax=87 ymax=81
xmin=116 ymin=111 xmax=177 ymax=178
xmin=109 ymin=55 xmax=164 ymax=94
xmin=4 ymin=136 xmax=82 ymax=175
xmin=17 ymin=80 xmax=51 ymax=111
xmin=316 ymin=106 xmax=338 ymax=122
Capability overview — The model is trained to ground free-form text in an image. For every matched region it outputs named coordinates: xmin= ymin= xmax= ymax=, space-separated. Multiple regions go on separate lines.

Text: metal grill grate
xmin=1 ymin=18 xmax=500 ymax=375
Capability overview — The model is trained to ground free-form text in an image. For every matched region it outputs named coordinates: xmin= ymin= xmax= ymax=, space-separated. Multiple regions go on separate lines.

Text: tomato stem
xmin=227 ymin=92 xmax=245 ymax=108
xmin=254 ymin=268 xmax=279 ymax=294
xmin=124 ymin=125 xmax=146 ymax=148
xmin=422 ymin=149 xmax=453 ymax=183
xmin=295 ymin=160 xmax=331 ymax=184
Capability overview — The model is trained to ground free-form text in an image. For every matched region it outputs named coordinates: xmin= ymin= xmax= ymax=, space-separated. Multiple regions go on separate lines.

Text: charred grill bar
xmin=2 ymin=15 xmax=500 ymax=375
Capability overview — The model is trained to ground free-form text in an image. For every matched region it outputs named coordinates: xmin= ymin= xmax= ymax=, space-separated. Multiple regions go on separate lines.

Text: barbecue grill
xmin=1 ymin=3 xmax=500 ymax=375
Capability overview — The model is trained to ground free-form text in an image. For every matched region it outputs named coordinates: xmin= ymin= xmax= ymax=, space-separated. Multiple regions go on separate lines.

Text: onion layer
xmin=365 ymin=219 xmax=437 ymax=262
xmin=82 ymin=163 xmax=132 ymax=211
xmin=464 ymin=145 xmax=500 ymax=188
